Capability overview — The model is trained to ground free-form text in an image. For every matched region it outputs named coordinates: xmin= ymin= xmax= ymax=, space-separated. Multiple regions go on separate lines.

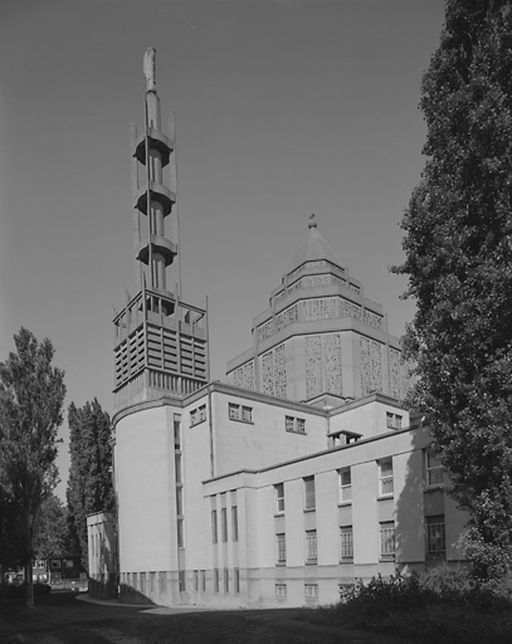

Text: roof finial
xmin=308 ymin=213 xmax=318 ymax=229
xmin=143 ymin=47 xmax=156 ymax=92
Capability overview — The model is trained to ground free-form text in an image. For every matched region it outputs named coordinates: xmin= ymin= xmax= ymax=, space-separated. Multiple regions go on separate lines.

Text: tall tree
xmin=396 ymin=0 xmax=512 ymax=578
xmin=0 ymin=328 xmax=66 ymax=605
xmin=67 ymin=399 xmax=114 ymax=570
xmin=33 ymin=493 xmax=67 ymax=559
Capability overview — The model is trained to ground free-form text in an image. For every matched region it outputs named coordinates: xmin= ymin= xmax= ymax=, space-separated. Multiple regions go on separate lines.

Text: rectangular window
xmin=177 ymin=517 xmax=184 ymax=548
xmin=274 ymin=483 xmax=285 ymax=514
xmin=175 ymin=453 xmax=182 ymax=483
xmin=338 ymin=467 xmax=351 ymax=503
xmin=199 ymin=404 xmax=207 ymax=422
xmin=214 ymin=568 xmax=219 ymax=593
xmin=305 ymin=583 xmax=318 ymax=598
xmin=211 ymin=509 xmax=218 ymax=544
xmin=340 ymin=525 xmax=353 ymax=560
xmin=276 ymin=533 xmax=286 ymax=565
xmin=234 ymin=568 xmax=240 ymax=594
xmin=380 ymin=521 xmax=396 ymax=560
xmin=224 ymin=568 xmax=229 ymax=593
xmin=201 ymin=569 xmax=206 ymax=592
xmin=159 ymin=571 xmax=167 ymax=594
xmin=173 ymin=415 xmax=181 ymax=450
xmin=275 ymin=583 xmax=287 ymax=600
xmin=149 ymin=571 xmax=155 ymax=593
xmin=386 ymin=412 xmax=402 ymax=430
xmin=231 ymin=505 xmax=238 ymax=542
xmin=194 ymin=570 xmax=199 ymax=592
xmin=285 ymin=415 xmax=306 ymax=434
xmin=306 ymin=529 xmax=318 ymax=563
xmin=379 ymin=459 xmax=394 ymax=497
xmin=178 ymin=570 xmax=186 ymax=592
xmin=176 ymin=486 xmax=183 ymax=515
xmin=304 ymin=476 xmax=316 ymax=510
xmin=425 ymin=449 xmax=444 ymax=487
xmin=228 ymin=402 xmax=253 ymax=423
xmin=426 ymin=515 xmax=446 ymax=558
xmin=221 ymin=507 xmax=228 ymax=542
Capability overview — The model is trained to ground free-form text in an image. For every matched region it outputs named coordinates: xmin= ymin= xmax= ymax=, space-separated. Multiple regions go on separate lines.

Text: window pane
xmin=231 ymin=506 xmax=238 ymax=541
xmin=304 ymin=477 xmax=315 ymax=509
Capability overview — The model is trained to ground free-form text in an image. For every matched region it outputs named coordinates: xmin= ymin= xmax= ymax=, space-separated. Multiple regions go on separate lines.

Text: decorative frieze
xmin=388 ymin=348 xmax=401 ymax=400
xmin=305 ymin=333 xmax=343 ymax=399
xmin=261 ymin=343 xmax=287 ymax=398
xmin=232 ymin=360 xmax=256 ymax=392
xmin=261 ymin=350 xmax=274 ymax=396
xmin=364 ymin=309 xmax=384 ymax=330
xmin=360 ymin=336 xmax=383 ymax=395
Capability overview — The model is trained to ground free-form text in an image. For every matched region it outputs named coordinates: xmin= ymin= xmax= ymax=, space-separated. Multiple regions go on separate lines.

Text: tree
xmin=0 ymin=328 xmax=66 ymax=605
xmin=33 ymin=493 xmax=67 ymax=559
xmin=396 ymin=0 xmax=512 ymax=578
xmin=67 ymin=399 xmax=114 ymax=571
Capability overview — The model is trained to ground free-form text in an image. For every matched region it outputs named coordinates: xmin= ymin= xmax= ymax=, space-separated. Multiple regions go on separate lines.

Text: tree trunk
xmin=24 ymin=557 xmax=34 ymax=608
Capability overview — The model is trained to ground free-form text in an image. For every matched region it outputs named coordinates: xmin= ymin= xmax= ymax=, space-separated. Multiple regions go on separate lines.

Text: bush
xmin=0 ymin=581 xmax=51 ymax=600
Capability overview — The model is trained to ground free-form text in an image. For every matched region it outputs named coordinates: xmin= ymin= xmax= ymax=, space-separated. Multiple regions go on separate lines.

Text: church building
xmin=87 ymin=50 xmax=468 ymax=608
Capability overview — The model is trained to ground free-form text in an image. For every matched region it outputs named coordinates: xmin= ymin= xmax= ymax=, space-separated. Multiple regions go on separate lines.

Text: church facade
xmin=88 ymin=51 xmax=468 ymax=608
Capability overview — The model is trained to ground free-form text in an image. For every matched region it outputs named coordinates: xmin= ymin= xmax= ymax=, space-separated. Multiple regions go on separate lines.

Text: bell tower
xmin=113 ymin=49 xmax=209 ymax=411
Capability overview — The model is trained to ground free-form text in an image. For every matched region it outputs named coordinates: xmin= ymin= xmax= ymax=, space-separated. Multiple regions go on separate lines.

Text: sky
xmin=0 ymin=0 xmax=446 ymax=500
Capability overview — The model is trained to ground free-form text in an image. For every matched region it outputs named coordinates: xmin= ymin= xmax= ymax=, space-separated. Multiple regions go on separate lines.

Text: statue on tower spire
xmin=143 ymin=47 xmax=156 ymax=92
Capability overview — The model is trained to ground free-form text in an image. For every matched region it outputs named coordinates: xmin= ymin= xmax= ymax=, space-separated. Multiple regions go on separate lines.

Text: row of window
xmin=211 ymin=506 xmax=239 ymax=544
xmin=273 ymin=451 xmax=444 ymax=514
xmin=275 ymin=515 xmax=446 ymax=565
xmin=121 ymin=569 xmax=240 ymax=595
xmin=275 ymin=583 xmax=318 ymax=600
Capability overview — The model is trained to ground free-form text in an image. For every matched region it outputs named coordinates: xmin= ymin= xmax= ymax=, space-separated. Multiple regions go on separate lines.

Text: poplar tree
xmin=66 ymin=399 xmax=114 ymax=570
xmin=396 ymin=0 xmax=512 ymax=578
xmin=0 ymin=328 xmax=66 ymax=605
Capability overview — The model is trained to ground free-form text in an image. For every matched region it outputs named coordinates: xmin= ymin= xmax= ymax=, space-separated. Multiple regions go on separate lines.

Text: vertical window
xmin=228 ymin=403 xmax=240 ymax=421
xmin=426 ymin=515 xmax=446 ymax=559
xmin=199 ymin=404 xmax=207 ymax=422
xmin=178 ymin=570 xmax=186 ymax=592
xmin=194 ymin=570 xmax=199 ymax=592
xmin=211 ymin=509 xmax=218 ymax=544
xmin=275 ymin=583 xmax=287 ymax=600
xmin=200 ymin=569 xmax=206 ymax=592
xmin=276 ymin=533 xmax=286 ymax=565
xmin=176 ymin=487 xmax=183 ymax=515
xmin=285 ymin=415 xmax=295 ymax=432
xmin=306 ymin=529 xmax=317 ymax=563
xmin=214 ymin=569 xmax=219 ymax=593
xmin=221 ymin=507 xmax=228 ymax=542
xmin=340 ymin=525 xmax=353 ymax=560
xmin=159 ymin=571 xmax=167 ymax=593
xmin=231 ymin=505 xmax=238 ymax=542
xmin=175 ymin=453 xmax=182 ymax=483
xmin=338 ymin=467 xmax=351 ymax=503
xmin=234 ymin=568 xmax=240 ymax=594
xmin=386 ymin=412 xmax=402 ymax=429
xmin=304 ymin=476 xmax=316 ymax=510
xmin=173 ymin=415 xmax=181 ymax=450
xmin=241 ymin=406 xmax=253 ymax=422
xmin=224 ymin=568 xmax=229 ymax=593
xmin=378 ymin=459 xmax=394 ymax=496
xmin=177 ymin=517 xmax=184 ymax=548
xmin=296 ymin=418 xmax=306 ymax=434
xmin=380 ymin=521 xmax=396 ymax=560
xmin=304 ymin=583 xmax=318 ymax=598
xmin=425 ymin=449 xmax=444 ymax=486
xmin=274 ymin=483 xmax=285 ymax=514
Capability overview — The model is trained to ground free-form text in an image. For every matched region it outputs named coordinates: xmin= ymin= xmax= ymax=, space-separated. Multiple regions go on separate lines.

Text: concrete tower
xmin=113 ymin=48 xmax=209 ymax=412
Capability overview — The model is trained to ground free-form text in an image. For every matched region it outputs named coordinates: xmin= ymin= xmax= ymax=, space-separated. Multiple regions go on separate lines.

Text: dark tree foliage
xmin=396 ymin=0 xmax=512 ymax=578
xmin=33 ymin=493 xmax=67 ymax=559
xmin=67 ymin=398 xmax=114 ymax=570
xmin=0 ymin=328 xmax=66 ymax=605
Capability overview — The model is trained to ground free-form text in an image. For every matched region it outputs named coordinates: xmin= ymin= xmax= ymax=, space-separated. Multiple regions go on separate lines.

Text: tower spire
xmin=132 ymin=48 xmax=178 ymax=293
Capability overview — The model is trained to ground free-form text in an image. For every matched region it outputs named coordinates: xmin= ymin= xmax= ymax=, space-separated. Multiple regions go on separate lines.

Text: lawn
xmin=0 ymin=591 xmax=408 ymax=644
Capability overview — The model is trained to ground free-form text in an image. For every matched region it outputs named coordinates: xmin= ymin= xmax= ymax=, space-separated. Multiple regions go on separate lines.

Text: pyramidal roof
xmin=286 ymin=214 xmax=343 ymax=275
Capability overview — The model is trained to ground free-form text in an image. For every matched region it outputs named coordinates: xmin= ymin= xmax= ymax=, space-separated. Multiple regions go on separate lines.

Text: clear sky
xmin=0 ymin=0 xmax=445 ymax=499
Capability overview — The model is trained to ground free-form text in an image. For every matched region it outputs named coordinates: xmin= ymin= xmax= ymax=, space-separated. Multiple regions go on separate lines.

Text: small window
xmin=276 ymin=533 xmax=286 ymax=565
xmin=221 ymin=507 xmax=228 ymax=542
xmin=193 ymin=569 xmax=199 ymax=592
xmin=386 ymin=412 xmax=402 ymax=430
xmin=231 ymin=505 xmax=238 ymax=542
xmin=211 ymin=509 xmax=218 ymax=544
xmin=340 ymin=525 xmax=353 ymax=560
xmin=241 ymin=406 xmax=253 ymax=423
xmin=190 ymin=404 xmax=207 ymax=427
xmin=234 ymin=568 xmax=240 ymax=594
xmin=306 ymin=529 xmax=317 ymax=563
xmin=178 ymin=570 xmax=186 ymax=592
xmin=274 ymin=483 xmax=285 ymax=514
xmin=228 ymin=402 xmax=253 ymax=423
xmin=304 ymin=476 xmax=315 ymax=510
xmin=380 ymin=521 xmax=396 ymax=560
xmin=285 ymin=415 xmax=294 ymax=432
xmin=425 ymin=449 xmax=444 ymax=487
xmin=338 ymin=467 xmax=351 ymax=503
xmin=275 ymin=583 xmax=287 ymax=600
xmin=201 ymin=569 xmax=206 ymax=592
xmin=177 ymin=517 xmax=184 ymax=548
xmin=176 ymin=486 xmax=183 ymax=515
xmin=173 ymin=414 xmax=181 ymax=450
xmin=214 ymin=568 xmax=220 ymax=593
xmin=426 ymin=515 xmax=446 ymax=559
xmin=285 ymin=415 xmax=306 ymax=434
xmin=228 ymin=402 xmax=240 ymax=421
xmin=378 ymin=459 xmax=394 ymax=497
xmin=175 ymin=453 xmax=182 ymax=483
xmin=305 ymin=583 xmax=318 ymax=598
xmin=223 ymin=568 xmax=229 ymax=593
